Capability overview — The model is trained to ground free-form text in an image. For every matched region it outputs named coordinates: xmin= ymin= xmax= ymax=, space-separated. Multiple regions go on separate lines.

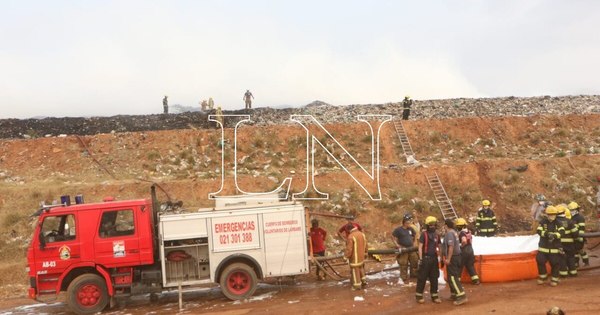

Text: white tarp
xmin=471 ymin=235 xmax=539 ymax=255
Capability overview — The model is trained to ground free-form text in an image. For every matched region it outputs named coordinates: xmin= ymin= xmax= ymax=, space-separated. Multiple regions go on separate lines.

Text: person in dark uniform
xmin=569 ymin=202 xmax=589 ymax=267
xmin=415 ymin=216 xmax=442 ymax=304
xmin=392 ymin=213 xmax=419 ymax=284
xmin=456 ymin=218 xmax=480 ymax=284
xmin=555 ymin=205 xmax=578 ymax=278
xmin=536 ymin=205 xmax=565 ymax=287
xmin=476 ymin=200 xmax=497 ymax=236
xmin=162 ymin=96 xmax=169 ymax=114
xmin=402 ymin=96 xmax=413 ymax=120
xmin=443 ymin=219 xmax=467 ymax=305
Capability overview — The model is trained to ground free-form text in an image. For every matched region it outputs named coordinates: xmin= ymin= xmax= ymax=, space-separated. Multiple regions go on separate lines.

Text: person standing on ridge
xmin=208 ymin=97 xmax=214 ymax=110
xmin=415 ymin=216 xmax=442 ymax=304
xmin=536 ymin=205 xmax=565 ymax=287
xmin=214 ymin=106 xmax=223 ymax=128
xmin=402 ymin=96 xmax=413 ymax=120
xmin=456 ymin=218 xmax=480 ymax=284
xmin=443 ymin=219 xmax=467 ymax=305
xmin=200 ymin=100 xmax=208 ymax=111
xmin=344 ymin=223 xmax=367 ymax=290
xmin=309 ymin=218 xmax=328 ymax=280
xmin=392 ymin=213 xmax=419 ymax=284
xmin=476 ymin=200 xmax=497 ymax=236
xmin=243 ymin=90 xmax=254 ymax=109
xmin=162 ymin=95 xmax=169 ymax=114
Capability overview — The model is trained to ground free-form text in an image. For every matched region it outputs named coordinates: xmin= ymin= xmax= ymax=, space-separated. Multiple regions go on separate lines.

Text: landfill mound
xmin=1 ymin=95 xmax=599 ymax=139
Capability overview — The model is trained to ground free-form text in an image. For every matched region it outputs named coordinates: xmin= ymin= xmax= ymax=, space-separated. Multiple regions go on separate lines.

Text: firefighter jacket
xmin=536 ymin=218 xmax=565 ymax=254
xmin=556 ymin=216 xmax=578 ymax=245
xmin=476 ymin=208 xmax=497 ymax=233
xmin=571 ymin=213 xmax=585 ymax=242
xmin=345 ymin=230 xmax=367 ymax=268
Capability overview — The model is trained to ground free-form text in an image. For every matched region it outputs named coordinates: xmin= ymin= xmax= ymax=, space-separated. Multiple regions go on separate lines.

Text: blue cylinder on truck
xmin=60 ymin=195 xmax=71 ymax=206
xmin=75 ymin=194 xmax=84 ymax=204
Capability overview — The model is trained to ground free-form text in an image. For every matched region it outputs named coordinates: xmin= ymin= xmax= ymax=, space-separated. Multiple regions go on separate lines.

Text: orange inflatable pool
xmin=461 ymin=251 xmax=539 ymax=283
xmin=454 ymin=235 xmax=541 ymax=283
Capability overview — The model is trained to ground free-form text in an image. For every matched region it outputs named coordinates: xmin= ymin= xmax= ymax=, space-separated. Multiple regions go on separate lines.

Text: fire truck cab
xmin=27 ymin=191 xmax=308 ymax=314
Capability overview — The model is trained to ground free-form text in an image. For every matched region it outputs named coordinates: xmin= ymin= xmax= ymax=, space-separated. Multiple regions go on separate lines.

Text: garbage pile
xmin=1 ymin=95 xmax=598 ymax=139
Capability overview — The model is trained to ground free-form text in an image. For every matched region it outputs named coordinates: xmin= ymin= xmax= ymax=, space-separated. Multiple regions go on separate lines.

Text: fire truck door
xmin=36 ymin=214 xmax=81 ymax=281
xmin=94 ymin=209 xmax=141 ymax=266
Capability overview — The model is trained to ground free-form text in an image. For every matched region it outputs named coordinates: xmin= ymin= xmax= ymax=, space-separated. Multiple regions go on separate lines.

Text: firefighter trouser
xmin=397 ymin=251 xmax=419 ymax=281
xmin=574 ymin=241 xmax=589 ymax=265
xmin=536 ymin=251 xmax=561 ymax=285
xmin=416 ymin=256 xmax=439 ymax=301
xmin=402 ymin=108 xmax=410 ymax=120
xmin=349 ymin=262 xmax=366 ymax=289
xmin=461 ymin=246 xmax=480 ymax=283
xmin=477 ymin=229 xmax=496 ymax=237
xmin=559 ymin=244 xmax=577 ymax=277
xmin=446 ymin=255 xmax=466 ymax=299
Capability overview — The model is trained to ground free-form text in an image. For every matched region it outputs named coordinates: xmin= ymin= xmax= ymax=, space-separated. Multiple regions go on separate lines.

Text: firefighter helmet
xmin=568 ymin=202 xmax=579 ymax=210
xmin=555 ymin=204 xmax=567 ymax=214
xmin=535 ymin=194 xmax=546 ymax=201
xmin=425 ymin=216 xmax=437 ymax=225
xmin=565 ymin=208 xmax=572 ymax=219
xmin=545 ymin=205 xmax=559 ymax=215
xmin=482 ymin=200 xmax=491 ymax=206
xmin=403 ymin=213 xmax=413 ymax=222
xmin=455 ymin=218 xmax=467 ymax=226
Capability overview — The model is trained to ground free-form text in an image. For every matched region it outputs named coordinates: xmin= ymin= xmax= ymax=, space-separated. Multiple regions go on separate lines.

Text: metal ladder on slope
xmin=426 ymin=172 xmax=458 ymax=221
xmin=392 ymin=119 xmax=417 ymax=164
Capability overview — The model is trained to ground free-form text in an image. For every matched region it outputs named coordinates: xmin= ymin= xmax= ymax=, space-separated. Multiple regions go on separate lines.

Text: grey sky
xmin=1 ymin=1 xmax=599 ymax=118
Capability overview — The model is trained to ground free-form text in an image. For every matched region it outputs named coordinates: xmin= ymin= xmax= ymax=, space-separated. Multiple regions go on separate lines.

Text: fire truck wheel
xmin=66 ymin=274 xmax=109 ymax=314
xmin=219 ymin=262 xmax=258 ymax=300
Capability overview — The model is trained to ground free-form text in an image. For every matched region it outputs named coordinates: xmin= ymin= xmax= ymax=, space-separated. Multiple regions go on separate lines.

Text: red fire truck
xmin=26 ymin=187 xmax=308 ymax=314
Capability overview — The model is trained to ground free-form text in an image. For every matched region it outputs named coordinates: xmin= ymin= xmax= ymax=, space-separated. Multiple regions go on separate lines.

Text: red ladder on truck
xmin=426 ymin=172 xmax=458 ymax=221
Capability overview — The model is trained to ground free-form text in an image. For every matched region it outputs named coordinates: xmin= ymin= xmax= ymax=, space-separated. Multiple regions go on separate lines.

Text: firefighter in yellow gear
xmin=344 ymin=223 xmax=368 ymax=290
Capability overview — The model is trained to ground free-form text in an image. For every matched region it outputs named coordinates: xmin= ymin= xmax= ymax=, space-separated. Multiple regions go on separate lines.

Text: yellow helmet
xmin=405 ymin=95 xmax=410 ymax=99
xmin=555 ymin=204 xmax=567 ymax=214
xmin=425 ymin=216 xmax=437 ymax=225
xmin=545 ymin=205 xmax=559 ymax=215
xmin=455 ymin=218 xmax=467 ymax=226
xmin=482 ymin=200 xmax=491 ymax=206
xmin=565 ymin=208 xmax=572 ymax=219
xmin=568 ymin=202 xmax=579 ymax=210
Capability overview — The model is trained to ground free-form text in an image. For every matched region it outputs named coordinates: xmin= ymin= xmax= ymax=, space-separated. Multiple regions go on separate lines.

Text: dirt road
xmin=2 ymin=259 xmax=599 ymax=315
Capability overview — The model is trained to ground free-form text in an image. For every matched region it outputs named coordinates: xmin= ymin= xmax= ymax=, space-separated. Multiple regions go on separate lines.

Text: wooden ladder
xmin=426 ymin=172 xmax=458 ymax=221
xmin=393 ymin=119 xmax=416 ymax=163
